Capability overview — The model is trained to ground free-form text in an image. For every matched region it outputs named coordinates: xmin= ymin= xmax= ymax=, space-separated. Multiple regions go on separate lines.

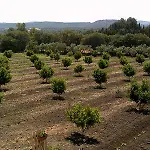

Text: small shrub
xmin=102 ymin=52 xmax=110 ymax=60
xmin=120 ymin=56 xmax=128 ymax=66
xmin=116 ymin=50 xmax=124 ymax=58
xmin=50 ymin=52 xmax=54 ymax=60
xmin=129 ymin=80 xmax=150 ymax=110
xmin=98 ymin=59 xmax=109 ymax=69
xmin=62 ymin=57 xmax=72 ymax=69
xmin=136 ymin=54 xmax=145 ymax=64
xmin=3 ymin=50 xmax=13 ymax=58
xmin=74 ymin=64 xmax=84 ymax=76
xmin=92 ymin=50 xmax=98 ymax=57
xmin=0 ymin=67 xmax=12 ymax=90
xmin=39 ymin=65 xmax=54 ymax=83
xmin=51 ymin=78 xmax=66 ymax=96
xmin=67 ymin=104 xmax=101 ymax=133
xmin=74 ymin=51 xmax=82 ymax=61
xmin=84 ymin=56 xmax=93 ymax=65
xmin=34 ymin=60 xmax=44 ymax=70
xmin=0 ymin=56 xmax=9 ymax=70
xmin=93 ymin=69 xmax=107 ymax=88
xmin=67 ymin=51 xmax=73 ymax=57
xmin=30 ymin=55 xmax=39 ymax=63
xmin=143 ymin=61 xmax=150 ymax=75
xmin=54 ymin=53 xmax=60 ymax=62
xmin=45 ymin=50 xmax=52 ymax=56
xmin=123 ymin=64 xmax=136 ymax=80
xmin=26 ymin=50 xmax=34 ymax=56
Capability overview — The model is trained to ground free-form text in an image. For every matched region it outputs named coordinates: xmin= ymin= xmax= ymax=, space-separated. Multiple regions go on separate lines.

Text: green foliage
xmin=136 ymin=54 xmax=145 ymax=64
xmin=143 ymin=61 xmax=150 ymax=75
xmin=26 ymin=50 xmax=34 ymax=56
xmin=30 ymin=55 xmax=39 ymax=63
xmin=129 ymin=80 xmax=150 ymax=110
xmin=0 ymin=67 xmax=11 ymax=88
xmin=93 ymin=69 xmax=107 ymax=87
xmin=67 ymin=51 xmax=73 ymax=57
xmin=74 ymin=51 xmax=82 ymax=61
xmin=92 ymin=50 xmax=98 ymax=57
xmin=34 ymin=60 xmax=44 ymax=70
xmin=54 ymin=53 xmax=60 ymax=62
xmin=74 ymin=64 xmax=84 ymax=74
xmin=120 ymin=56 xmax=128 ymax=65
xmin=102 ymin=52 xmax=110 ymax=60
xmin=50 ymin=52 xmax=54 ymax=60
xmin=51 ymin=78 xmax=66 ymax=95
xmin=3 ymin=50 xmax=13 ymax=58
xmin=84 ymin=56 xmax=93 ymax=65
xmin=0 ymin=56 xmax=9 ymax=70
xmin=98 ymin=59 xmax=109 ymax=69
xmin=39 ymin=65 xmax=54 ymax=83
xmin=123 ymin=64 xmax=136 ymax=79
xmin=62 ymin=57 xmax=72 ymax=68
xmin=116 ymin=49 xmax=124 ymax=58
xmin=67 ymin=104 xmax=101 ymax=132
xmin=45 ymin=50 xmax=52 ymax=56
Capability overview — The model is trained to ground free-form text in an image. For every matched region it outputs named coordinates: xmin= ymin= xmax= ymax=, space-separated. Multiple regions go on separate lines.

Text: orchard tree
xmin=123 ymin=64 xmax=136 ymax=81
xmin=74 ymin=51 xmax=82 ymax=61
xmin=51 ymin=78 xmax=66 ymax=97
xmin=62 ymin=57 xmax=72 ymax=69
xmin=98 ymin=59 xmax=109 ymax=69
xmin=144 ymin=61 xmax=150 ymax=75
xmin=26 ymin=50 xmax=34 ymax=56
xmin=54 ymin=53 xmax=60 ymax=62
xmin=39 ymin=65 xmax=54 ymax=83
xmin=136 ymin=54 xmax=145 ymax=64
xmin=84 ymin=56 xmax=93 ymax=65
xmin=3 ymin=50 xmax=13 ymax=58
xmin=50 ymin=52 xmax=54 ymax=60
xmin=120 ymin=56 xmax=128 ymax=65
xmin=93 ymin=69 xmax=107 ymax=88
xmin=74 ymin=64 xmax=84 ymax=76
xmin=34 ymin=60 xmax=44 ymax=70
xmin=0 ymin=56 xmax=9 ymax=70
xmin=102 ymin=52 xmax=110 ymax=60
xmin=0 ymin=67 xmax=12 ymax=90
xmin=67 ymin=104 xmax=101 ymax=133
xmin=129 ymin=80 xmax=150 ymax=110
xmin=30 ymin=55 xmax=39 ymax=63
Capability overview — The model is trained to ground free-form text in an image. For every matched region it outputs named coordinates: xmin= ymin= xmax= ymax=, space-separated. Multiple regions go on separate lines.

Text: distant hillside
xmin=0 ymin=20 xmax=149 ymax=31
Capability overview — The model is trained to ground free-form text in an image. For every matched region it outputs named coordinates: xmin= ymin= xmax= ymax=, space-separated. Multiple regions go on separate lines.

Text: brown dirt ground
xmin=0 ymin=54 xmax=149 ymax=150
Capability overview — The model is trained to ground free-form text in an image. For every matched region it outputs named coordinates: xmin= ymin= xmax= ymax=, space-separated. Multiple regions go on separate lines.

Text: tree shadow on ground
xmin=94 ymin=85 xmax=106 ymax=90
xmin=65 ymin=132 xmax=99 ymax=146
xmin=126 ymin=107 xmax=150 ymax=115
xmin=0 ymin=88 xmax=9 ymax=92
xmin=52 ymin=95 xmax=65 ymax=101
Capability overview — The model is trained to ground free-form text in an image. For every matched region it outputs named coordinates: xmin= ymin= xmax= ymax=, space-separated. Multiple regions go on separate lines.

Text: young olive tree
xmin=0 ymin=56 xmax=9 ymax=70
xmin=93 ymin=69 xmax=107 ymax=88
xmin=26 ymin=50 xmax=34 ymax=56
xmin=98 ymin=59 xmax=109 ymax=69
xmin=120 ymin=56 xmax=128 ymax=66
xmin=129 ymin=80 xmax=150 ymax=110
xmin=0 ymin=67 xmax=12 ymax=90
xmin=84 ymin=56 xmax=93 ymax=65
xmin=51 ymin=78 xmax=66 ymax=97
xmin=54 ymin=53 xmax=60 ymax=62
xmin=3 ymin=50 xmax=13 ymax=58
xmin=102 ymin=52 xmax=110 ymax=60
xmin=30 ymin=55 xmax=39 ymax=63
xmin=143 ymin=61 xmax=150 ymax=75
xmin=123 ymin=64 xmax=136 ymax=81
xmin=67 ymin=104 xmax=101 ymax=133
xmin=136 ymin=54 xmax=145 ymax=64
xmin=39 ymin=65 xmax=54 ymax=83
xmin=34 ymin=60 xmax=44 ymax=70
xmin=62 ymin=57 xmax=72 ymax=69
xmin=74 ymin=64 xmax=84 ymax=76
xmin=74 ymin=51 xmax=82 ymax=61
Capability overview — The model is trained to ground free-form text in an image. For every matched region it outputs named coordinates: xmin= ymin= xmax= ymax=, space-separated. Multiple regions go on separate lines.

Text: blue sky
xmin=0 ymin=0 xmax=149 ymax=23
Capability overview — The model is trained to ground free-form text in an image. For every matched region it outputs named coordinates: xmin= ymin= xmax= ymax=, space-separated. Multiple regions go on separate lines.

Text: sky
xmin=0 ymin=0 xmax=149 ymax=23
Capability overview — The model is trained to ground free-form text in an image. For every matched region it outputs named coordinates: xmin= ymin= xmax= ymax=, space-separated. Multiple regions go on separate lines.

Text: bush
xmin=3 ymin=50 xmax=13 ymax=58
xmin=74 ymin=64 xmax=84 ymax=75
xmin=92 ymin=50 xmax=98 ymax=57
xmin=144 ymin=61 xmax=150 ymax=75
xmin=74 ymin=51 xmax=82 ymax=61
xmin=67 ymin=104 xmax=101 ymax=133
xmin=102 ymin=52 xmax=110 ymax=60
xmin=34 ymin=60 xmax=44 ymax=70
xmin=98 ymin=59 xmax=109 ymax=69
xmin=120 ymin=56 xmax=128 ymax=66
xmin=67 ymin=51 xmax=73 ymax=57
xmin=0 ymin=67 xmax=12 ymax=89
xmin=84 ymin=56 xmax=93 ymax=65
xmin=116 ymin=50 xmax=124 ymax=58
xmin=45 ymin=50 xmax=52 ymax=56
xmin=123 ymin=64 xmax=136 ymax=80
xmin=51 ymin=78 xmax=66 ymax=96
xmin=129 ymin=80 xmax=150 ymax=110
xmin=0 ymin=56 xmax=9 ymax=70
xmin=39 ymin=65 xmax=54 ymax=83
xmin=54 ymin=53 xmax=60 ymax=62
xmin=50 ymin=52 xmax=54 ymax=60
xmin=93 ymin=69 xmax=107 ymax=88
xmin=26 ymin=50 xmax=34 ymax=56
xmin=62 ymin=57 xmax=72 ymax=68
xmin=30 ymin=55 xmax=39 ymax=63
xmin=136 ymin=54 xmax=145 ymax=64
